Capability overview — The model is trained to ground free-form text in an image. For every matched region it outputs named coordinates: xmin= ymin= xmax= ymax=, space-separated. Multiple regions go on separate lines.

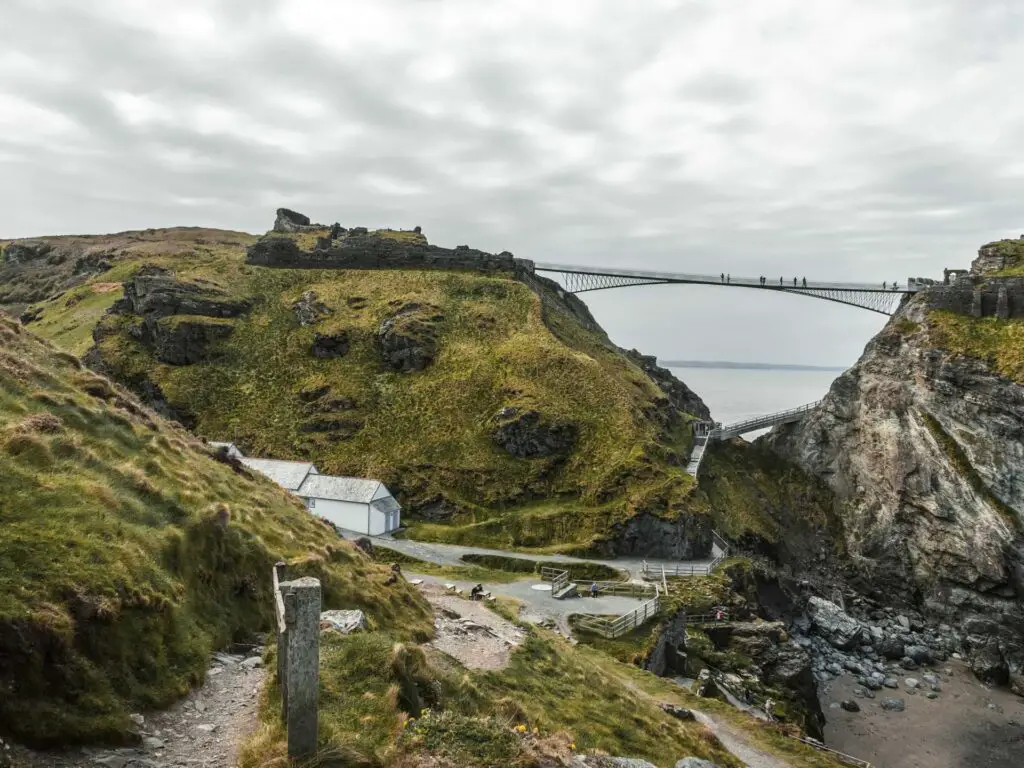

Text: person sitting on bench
xmin=470 ymin=584 xmax=484 ymax=601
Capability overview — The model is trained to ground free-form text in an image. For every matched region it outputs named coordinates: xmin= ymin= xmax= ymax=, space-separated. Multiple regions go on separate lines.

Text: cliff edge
xmin=763 ymin=238 xmax=1024 ymax=687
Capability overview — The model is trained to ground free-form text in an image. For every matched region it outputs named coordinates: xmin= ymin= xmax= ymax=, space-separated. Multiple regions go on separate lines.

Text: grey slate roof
xmin=209 ymin=441 xmax=244 ymax=458
xmin=371 ymin=495 xmax=401 ymax=515
xmin=240 ymin=457 xmax=317 ymax=491
xmin=297 ymin=474 xmax=396 ymax=505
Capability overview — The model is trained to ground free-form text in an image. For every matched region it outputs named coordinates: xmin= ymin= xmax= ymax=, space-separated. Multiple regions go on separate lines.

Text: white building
xmin=210 ymin=441 xmax=401 ymax=535
xmin=296 ymin=475 xmax=401 ymax=536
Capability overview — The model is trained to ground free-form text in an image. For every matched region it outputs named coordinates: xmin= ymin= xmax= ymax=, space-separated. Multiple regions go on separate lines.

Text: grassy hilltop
xmin=1 ymin=224 xmax=836 ymax=556
xmin=0 ymin=313 xmax=432 ymax=746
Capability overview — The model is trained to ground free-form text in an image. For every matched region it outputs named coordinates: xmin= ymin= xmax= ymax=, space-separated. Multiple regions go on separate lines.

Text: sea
xmin=666 ymin=363 xmax=845 ymax=440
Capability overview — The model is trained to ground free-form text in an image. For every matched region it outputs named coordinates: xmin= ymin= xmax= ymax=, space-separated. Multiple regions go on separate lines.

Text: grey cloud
xmin=3 ymin=0 xmax=1024 ymax=371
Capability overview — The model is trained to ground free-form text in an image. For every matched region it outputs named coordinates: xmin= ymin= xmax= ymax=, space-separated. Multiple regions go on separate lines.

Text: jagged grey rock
xmin=763 ymin=277 xmax=1024 ymax=681
xmin=806 ymin=597 xmax=866 ymax=650
xmin=880 ymin=698 xmax=906 ymax=712
xmin=273 ymin=207 xmax=324 ymax=233
xmin=292 ymin=290 xmax=332 ymax=326
xmin=377 ymin=302 xmax=444 ymax=372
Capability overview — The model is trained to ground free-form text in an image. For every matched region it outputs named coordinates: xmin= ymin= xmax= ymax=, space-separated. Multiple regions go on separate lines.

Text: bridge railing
xmin=535 ymin=262 xmax=920 ymax=293
xmin=711 ymin=401 xmax=821 ymax=439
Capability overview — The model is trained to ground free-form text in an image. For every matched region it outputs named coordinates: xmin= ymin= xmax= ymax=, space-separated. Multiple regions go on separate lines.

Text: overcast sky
xmin=3 ymin=0 xmax=1023 ymax=368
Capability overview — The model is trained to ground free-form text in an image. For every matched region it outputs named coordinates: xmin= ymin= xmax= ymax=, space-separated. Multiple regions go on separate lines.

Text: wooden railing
xmin=540 ymin=566 xmax=569 ymax=593
xmin=576 ymin=594 xmax=661 ymax=638
xmin=641 ymin=530 xmax=731 ymax=579
xmin=582 ymin=580 xmax=658 ymax=598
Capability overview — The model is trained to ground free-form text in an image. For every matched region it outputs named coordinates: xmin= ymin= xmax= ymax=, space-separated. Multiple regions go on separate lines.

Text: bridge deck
xmin=535 ymin=262 xmax=922 ymax=293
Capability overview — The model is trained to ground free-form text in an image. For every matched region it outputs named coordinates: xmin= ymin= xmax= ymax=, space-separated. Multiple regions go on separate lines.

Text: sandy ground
xmin=10 ymin=650 xmax=266 ymax=768
xmin=819 ymin=662 xmax=1024 ymax=768
xmin=421 ymin=584 xmax=526 ymax=670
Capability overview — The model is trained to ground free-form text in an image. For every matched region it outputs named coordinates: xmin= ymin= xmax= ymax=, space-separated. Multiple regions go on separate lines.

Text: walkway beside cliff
xmin=335 ymin=529 xmax=720 ymax=580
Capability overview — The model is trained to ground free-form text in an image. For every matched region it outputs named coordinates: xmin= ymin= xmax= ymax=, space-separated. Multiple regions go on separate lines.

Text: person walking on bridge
xmin=792 ymin=277 xmax=797 ymax=286
xmin=801 ymin=277 xmax=807 ymax=288
xmin=779 ymin=276 xmax=783 ymax=286
xmin=883 ymin=281 xmax=887 ymax=289
xmin=726 ymin=273 xmax=731 ymax=284
xmin=720 ymin=272 xmax=725 ymax=283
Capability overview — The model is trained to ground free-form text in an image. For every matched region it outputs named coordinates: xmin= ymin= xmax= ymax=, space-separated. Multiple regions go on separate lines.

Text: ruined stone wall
xmin=921 ymin=276 xmax=1024 ymax=319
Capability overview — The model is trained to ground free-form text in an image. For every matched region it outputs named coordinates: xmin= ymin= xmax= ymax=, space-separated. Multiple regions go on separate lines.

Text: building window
xmin=305 ymin=497 xmax=315 ymax=509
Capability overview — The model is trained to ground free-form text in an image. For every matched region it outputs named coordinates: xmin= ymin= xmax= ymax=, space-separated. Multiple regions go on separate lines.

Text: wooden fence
xmin=575 ymin=594 xmax=661 ymax=639
xmin=540 ymin=566 xmax=569 ymax=593
xmin=273 ymin=562 xmax=321 ymax=760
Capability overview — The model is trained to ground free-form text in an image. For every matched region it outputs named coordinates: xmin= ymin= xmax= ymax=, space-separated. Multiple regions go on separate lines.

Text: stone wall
xmin=920 ymin=276 xmax=1024 ymax=319
xmin=246 ymin=232 xmax=534 ymax=275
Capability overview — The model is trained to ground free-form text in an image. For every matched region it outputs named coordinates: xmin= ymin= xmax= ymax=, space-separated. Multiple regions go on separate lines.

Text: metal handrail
xmin=711 ymin=401 xmax=821 ymax=439
xmin=534 ymin=262 xmax=920 ymax=294
xmin=792 ymin=738 xmax=873 ymax=768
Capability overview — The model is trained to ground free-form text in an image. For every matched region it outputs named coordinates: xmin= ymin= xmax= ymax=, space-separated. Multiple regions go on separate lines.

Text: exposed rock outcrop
xmin=151 ymin=317 xmax=235 ymax=365
xmin=292 ymin=290 xmax=332 ymax=326
xmin=623 ymin=349 xmax=711 ymax=421
xmin=970 ymin=237 xmax=1024 ymax=275
xmin=106 ymin=268 xmax=249 ymax=366
xmin=1 ymin=241 xmax=53 ymax=265
xmin=598 ymin=512 xmax=712 ymax=560
xmin=311 ymin=331 xmax=350 ymax=359
xmin=489 ymin=405 xmax=578 ymax=460
xmin=377 ymin=302 xmax=444 ymax=372
xmin=806 ymin=597 xmax=865 ymax=650
xmin=273 ymin=207 xmax=324 ymax=233
xmin=114 ymin=267 xmax=251 ymax=321
xmin=763 ymin=279 xmax=1024 ymax=683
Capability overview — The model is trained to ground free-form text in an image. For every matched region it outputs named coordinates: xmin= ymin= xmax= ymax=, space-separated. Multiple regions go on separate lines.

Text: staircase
xmin=541 ymin=567 xmax=576 ymax=600
xmin=686 ymin=402 xmax=821 ymax=477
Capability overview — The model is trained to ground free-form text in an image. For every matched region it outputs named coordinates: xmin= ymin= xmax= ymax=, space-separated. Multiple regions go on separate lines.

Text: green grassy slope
xmin=5 ymin=228 xmax=704 ymax=552
xmin=3 ymin=226 xmax=836 ymax=554
xmin=0 ymin=314 xmax=431 ymax=746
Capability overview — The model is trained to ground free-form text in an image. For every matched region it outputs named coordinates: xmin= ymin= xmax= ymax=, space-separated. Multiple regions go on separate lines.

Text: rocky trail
xmin=9 ymin=650 xmax=266 ymax=768
xmin=420 ymin=583 xmax=527 ymax=670
xmin=690 ymin=711 xmax=791 ymax=768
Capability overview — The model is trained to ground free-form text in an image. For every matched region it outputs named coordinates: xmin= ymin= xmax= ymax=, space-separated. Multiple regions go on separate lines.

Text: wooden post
xmin=280 ymin=576 xmax=321 ymax=760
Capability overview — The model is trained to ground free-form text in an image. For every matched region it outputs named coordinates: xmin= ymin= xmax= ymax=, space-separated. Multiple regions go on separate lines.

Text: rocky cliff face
xmin=763 ymin=271 xmax=1024 ymax=685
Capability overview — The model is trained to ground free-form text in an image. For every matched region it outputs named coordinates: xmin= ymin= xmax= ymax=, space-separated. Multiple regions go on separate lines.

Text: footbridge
xmin=686 ymin=401 xmax=821 ymax=476
xmin=535 ymin=262 xmax=925 ymax=315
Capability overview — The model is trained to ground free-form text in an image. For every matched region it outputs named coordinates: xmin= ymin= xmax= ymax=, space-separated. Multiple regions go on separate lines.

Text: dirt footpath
xmin=420 ymin=584 xmax=526 ymax=670
xmin=820 ymin=661 xmax=1024 ymax=768
xmin=10 ymin=650 xmax=266 ymax=768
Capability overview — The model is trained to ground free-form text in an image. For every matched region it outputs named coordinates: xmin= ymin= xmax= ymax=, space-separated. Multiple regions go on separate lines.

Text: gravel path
xmin=337 ymin=529 xmax=719 ymax=579
xmin=408 ymin=572 xmax=647 ymax=624
xmin=691 ymin=711 xmax=792 ymax=768
xmin=10 ymin=650 xmax=266 ymax=768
